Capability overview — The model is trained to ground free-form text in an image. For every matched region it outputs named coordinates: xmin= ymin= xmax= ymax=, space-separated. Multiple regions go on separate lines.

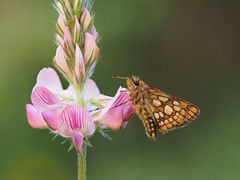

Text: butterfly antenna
xmin=112 ymin=75 xmax=128 ymax=80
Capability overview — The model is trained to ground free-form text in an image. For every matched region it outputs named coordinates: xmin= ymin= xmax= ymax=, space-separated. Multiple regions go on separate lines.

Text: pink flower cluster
xmin=26 ymin=68 xmax=134 ymax=152
xmin=26 ymin=4 xmax=134 ymax=153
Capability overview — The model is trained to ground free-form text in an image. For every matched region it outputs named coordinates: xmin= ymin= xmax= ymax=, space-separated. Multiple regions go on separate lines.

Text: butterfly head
xmin=126 ymin=75 xmax=145 ymax=91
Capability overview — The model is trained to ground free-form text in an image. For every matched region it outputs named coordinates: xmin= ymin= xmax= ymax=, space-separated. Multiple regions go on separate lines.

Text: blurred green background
xmin=0 ymin=0 xmax=240 ymax=180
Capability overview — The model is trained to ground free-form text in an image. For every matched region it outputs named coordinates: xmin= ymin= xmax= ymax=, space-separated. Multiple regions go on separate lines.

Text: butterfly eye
xmin=134 ymin=80 xmax=140 ymax=86
xmin=132 ymin=77 xmax=140 ymax=86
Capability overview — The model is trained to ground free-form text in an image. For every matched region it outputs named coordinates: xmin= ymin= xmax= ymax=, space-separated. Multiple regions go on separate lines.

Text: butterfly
xmin=113 ymin=75 xmax=200 ymax=140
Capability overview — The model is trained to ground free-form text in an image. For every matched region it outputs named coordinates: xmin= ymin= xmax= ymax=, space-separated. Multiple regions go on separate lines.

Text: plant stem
xmin=75 ymin=83 xmax=85 ymax=106
xmin=78 ymin=144 xmax=87 ymax=180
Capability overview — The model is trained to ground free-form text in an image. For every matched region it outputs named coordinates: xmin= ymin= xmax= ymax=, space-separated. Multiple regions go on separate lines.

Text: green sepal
xmin=84 ymin=137 xmax=93 ymax=147
xmin=96 ymin=125 xmax=112 ymax=141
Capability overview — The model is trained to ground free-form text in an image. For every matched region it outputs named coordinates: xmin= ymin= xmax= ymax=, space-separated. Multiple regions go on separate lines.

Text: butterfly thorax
xmin=127 ymin=76 xmax=147 ymax=107
xmin=127 ymin=76 xmax=158 ymax=139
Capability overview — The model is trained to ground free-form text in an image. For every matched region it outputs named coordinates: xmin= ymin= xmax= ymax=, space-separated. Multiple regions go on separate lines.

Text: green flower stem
xmin=78 ymin=144 xmax=87 ymax=180
xmin=75 ymin=83 xmax=85 ymax=106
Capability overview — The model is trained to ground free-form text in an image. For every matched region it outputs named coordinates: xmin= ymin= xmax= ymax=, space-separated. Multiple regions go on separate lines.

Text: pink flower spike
xmin=42 ymin=109 xmax=62 ymax=131
xmin=26 ymin=104 xmax=48 ymax=129
xmin=75 ymin=44 xmax=85 ymax=81
xmin=72 ymin=131 xmax=84 ymax=153
xmin=80 ymin=8 xmax=92 ymax=32
xmin=58 ymin=105 xmax=95 ymax=138
xmin=84 ymin=33 xmax=99 ymax=64
xmin=95 ymin=88 xmax=134 ymax=130
xmin=35 ymin=68 xmax=63 ymax=94
xmin=90 ymin=25 xmax=98 ymax=41
xmin=31 ymin=86 xmax=60 ymax=110
xmin=53 ymin=46 xmax=72 ymax=78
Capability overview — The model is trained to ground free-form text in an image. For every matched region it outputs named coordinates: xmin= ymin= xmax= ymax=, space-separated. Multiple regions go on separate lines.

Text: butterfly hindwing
xmin=144 ymin=87 xmax=200 ymax=134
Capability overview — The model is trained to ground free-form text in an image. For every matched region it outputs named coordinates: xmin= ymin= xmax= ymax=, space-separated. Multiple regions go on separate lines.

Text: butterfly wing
xmin=129 ymin=86 xmax=157 ymax=140
xmin=144 ymin=87 xmax=200 ymax=134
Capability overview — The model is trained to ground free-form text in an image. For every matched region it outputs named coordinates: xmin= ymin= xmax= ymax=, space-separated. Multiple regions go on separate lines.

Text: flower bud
xmin=89 ymin=25 xmax=98 ymax=41
xmin=74 ymin=16 xmax=81 ymax=43
xmin=84 ymin=33 xmax=100 ymax=64
xmin=75 ymin=44 xmax=85 ymax=82
xmin=80 ymin=8 xmax=92 ymax=32
xmin=63 ymin=27 xmax=74 ymax=54
xmin=53 ymin=46 xmax=72 ymax=79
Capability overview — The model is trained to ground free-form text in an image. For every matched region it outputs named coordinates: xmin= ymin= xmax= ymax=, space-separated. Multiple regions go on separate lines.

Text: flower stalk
xmin=78 ymin=144 xmax=87 ymax=180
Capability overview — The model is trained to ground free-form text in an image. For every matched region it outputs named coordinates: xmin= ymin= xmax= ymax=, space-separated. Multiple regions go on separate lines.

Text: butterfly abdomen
xmin=128 ymin=87 xmax=157 ymax=140
xmin=137 ymin=107 xmax=157 ymax=140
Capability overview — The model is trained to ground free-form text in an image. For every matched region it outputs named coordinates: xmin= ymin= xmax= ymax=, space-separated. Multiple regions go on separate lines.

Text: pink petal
xmin=31 ymin=86 xmax=60 ymax=110
xmin=98 ymin=107 xmax=124 ymax=130
xmin=75 ymin=44 xmax=85 ymax=81
xmin=83 ymin=79 xmax=100 ymax=100
xmin=122 ymin=101 xmax=135 ymax=121
xmin=62 ymin=85 xmax=77 ymax=98
xmin=94 ymin=88 xmax=134 ymax=130
xmin=42 ymin=109 xmax=62 ymax=131
xmin=80 ymin=8 xmax=92 ymax=31
xmin=36 ymin=68 xmax=63 ymax=93
xmin=58 ymin=105 xmax=95 ymax=137
xmin=72 ymin=131 xmax=84 ymax=153
xmin=26 ymin=104 xmax=48 ymax=129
